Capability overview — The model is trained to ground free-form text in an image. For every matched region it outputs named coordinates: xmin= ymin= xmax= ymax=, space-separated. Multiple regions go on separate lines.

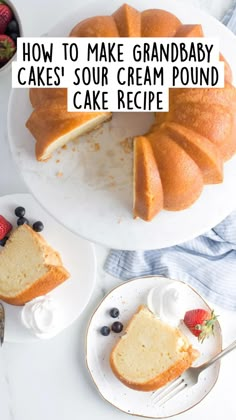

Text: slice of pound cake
xmin=0 ymin=225 xmax=69 ymax=305
xmin=110 ymin=306 xmax=199 ymax=391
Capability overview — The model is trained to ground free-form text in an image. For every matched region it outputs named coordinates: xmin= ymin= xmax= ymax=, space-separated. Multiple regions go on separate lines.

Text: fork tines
xmin=151 ymin=377 xmax=187 ymax=405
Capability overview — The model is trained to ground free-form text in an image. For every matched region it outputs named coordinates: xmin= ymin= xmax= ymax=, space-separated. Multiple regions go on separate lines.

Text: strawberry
xmin=0 ymin=215 xmax=12 ymax=240
xmin=183 ymin=308 xmax=217 ymax=343
xmin=0 ymin=3 xmax=13 ymax=34
xmin=0 ymin=34 xmax=15 ymax=64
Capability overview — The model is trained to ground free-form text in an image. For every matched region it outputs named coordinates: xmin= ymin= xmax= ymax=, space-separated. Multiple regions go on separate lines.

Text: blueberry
xmin=110 ymin=308 xmax=120 ymax=318
xmin=15 ymin=206 xmax=25 ymax=217
xmin=32 ymin=221 xmax=44 ymax=232
xmin=111 ymin=321 xmax=123 ymax=333
xmin=7 ymin=20 xmax=19 ymax=34
xmin=100 ymin=326 xmax=110 ymax=336
xmin=10 ymin=33 xmax=19 ymax=44
xmin=0 ymin=237 xmax=8 ymax=247
xmin=17 ymin=217 xmax=29 ymax=226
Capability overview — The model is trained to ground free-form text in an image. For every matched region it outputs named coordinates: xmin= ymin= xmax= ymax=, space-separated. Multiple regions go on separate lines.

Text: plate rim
xmin=85 ymin=275 xmax=222 ymax=418
xmin=0 ymin=192 xmax=97 ymax=343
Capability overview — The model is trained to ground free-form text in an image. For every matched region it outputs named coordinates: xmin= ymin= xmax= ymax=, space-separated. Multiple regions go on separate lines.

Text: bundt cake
xmin=26 ymin=3 xmax=236 ymax=221
xmin=0 ymin=224 xmax=69 ymax=305
xmin=110 ymin=306 xmax=199 ymax=391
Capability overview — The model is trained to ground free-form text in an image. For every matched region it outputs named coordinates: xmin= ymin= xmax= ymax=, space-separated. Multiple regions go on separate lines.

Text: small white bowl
xmin=0 ymin=0 xmax=23 ymax=75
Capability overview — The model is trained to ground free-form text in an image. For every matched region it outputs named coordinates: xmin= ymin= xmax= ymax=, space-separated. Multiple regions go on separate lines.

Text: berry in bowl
xmin=0 ymin=0 xmax=22 ymax=74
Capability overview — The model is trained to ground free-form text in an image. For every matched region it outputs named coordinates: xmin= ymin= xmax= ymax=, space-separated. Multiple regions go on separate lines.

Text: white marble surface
xmin=0 ymin=0 xmax=236 ymax=419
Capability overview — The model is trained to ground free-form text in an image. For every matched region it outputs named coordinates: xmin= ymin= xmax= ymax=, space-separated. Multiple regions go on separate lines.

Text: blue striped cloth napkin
xmin=104 ymin=4 xmax=236 ymax=311
xmin=221 ymin=0 xmax=236 ymax=27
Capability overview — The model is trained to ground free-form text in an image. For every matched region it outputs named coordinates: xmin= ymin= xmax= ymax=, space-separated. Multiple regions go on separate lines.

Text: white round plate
xmin=7 ymin=0 xmax=236 ymax=250
xmin=86 ymin=276 xmax=222 ymax=418
xmin=0 ymin=193 xmax=96 ymax=342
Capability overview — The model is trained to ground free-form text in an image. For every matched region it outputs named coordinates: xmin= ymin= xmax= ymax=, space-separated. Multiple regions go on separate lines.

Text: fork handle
xmin=201 ymin=339 xmax=236 ymax=370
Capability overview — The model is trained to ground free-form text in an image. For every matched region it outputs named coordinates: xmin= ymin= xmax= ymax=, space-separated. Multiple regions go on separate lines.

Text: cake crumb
xmin=56 ymin=159 xmax=60 ymax=163
xmin=72 ymin=147 xmax=76 ymax=152
xmin=61 ymin=145 xmax=67 ymax=150
xmin=120 ymin=137 xmax=133 ymax=154
xmin=90 ymin=142 xmax=100 ymax=151
xmin=56 ymin=171 xmax=63 ymax=178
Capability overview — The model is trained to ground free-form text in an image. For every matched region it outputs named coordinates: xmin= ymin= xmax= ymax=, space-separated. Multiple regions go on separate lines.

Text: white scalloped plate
xmin=0 ymin=193 xmax=96 ymax=342
xmin=86 ymin=276 xmax=222 ymax=418
xmin=7 ymin=0 xmax=236 ymax=250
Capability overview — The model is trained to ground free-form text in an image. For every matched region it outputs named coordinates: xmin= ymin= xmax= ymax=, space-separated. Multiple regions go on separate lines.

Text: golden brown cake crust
xmin=29 ymin=88 xmax=67 ymax=108
xmin=167 ymin=83 xmax=236 ymax=110
xmin=160 ymin=101 xmax=236 ymax=161
xmin=219 ymin=54 xmax=232 ymax=83
xmin=133 ymin=136 xmax=163 ymax=221
xmin=148 ymin=130 xmax=203 ymax=210
xmin=0 ymin=225 xmax=70 ymax=306
xmin=0 ymin=265 xmax=69 ymax=306
xmin=113 ymin=3 xmax=141 ymax=37
xmin=175 ymin=23 xmax=204 ymax=37
xmin=69 ymin=16 xmax=119 ymax=37
xmin=26 ymin=107 xmax=111 ymax=161
xmin=110 ymin=349 xmax=197 ymax=391
xmin=163 ymin=122 xmax=223 ymax=184
xmin=141 ymin=9 xmax=181 ymax=37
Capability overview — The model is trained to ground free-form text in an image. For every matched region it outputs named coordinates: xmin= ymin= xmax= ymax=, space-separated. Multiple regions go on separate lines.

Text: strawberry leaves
xmin=0 ymin=34 xmax=15 ymax=63
xmin=183 ymin=308 xmax=218 ymax=343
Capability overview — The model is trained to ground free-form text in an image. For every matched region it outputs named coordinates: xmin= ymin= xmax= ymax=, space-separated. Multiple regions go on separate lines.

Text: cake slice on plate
xmin=110 ymin=306 xmax=199 ymax=391
xmin=0 ymin=225 xmax=69 ymax=305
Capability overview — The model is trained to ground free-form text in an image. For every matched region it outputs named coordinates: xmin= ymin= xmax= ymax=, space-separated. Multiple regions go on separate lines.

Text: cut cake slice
xmin=133 ymin=136 xmax=163 ymax=221
xmin=110 ymin=306 xmax=199 ymax=391
xmin=0 ymin=225 xmax=69 ymax=305
xmin=26 ymin=106 xmax=111 ymax=161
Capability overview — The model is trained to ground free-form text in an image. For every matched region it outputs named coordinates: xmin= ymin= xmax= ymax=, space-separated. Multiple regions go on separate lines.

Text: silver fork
xmin=152 ymin=339 xmax=236 ymax=406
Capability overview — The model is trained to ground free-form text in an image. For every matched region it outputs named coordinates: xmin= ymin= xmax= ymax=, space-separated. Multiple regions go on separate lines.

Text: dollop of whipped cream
xmin=147 ymin=282 xmax=188 ymax=326
xmin=21 ymin=296 xmax=60 ymax=338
